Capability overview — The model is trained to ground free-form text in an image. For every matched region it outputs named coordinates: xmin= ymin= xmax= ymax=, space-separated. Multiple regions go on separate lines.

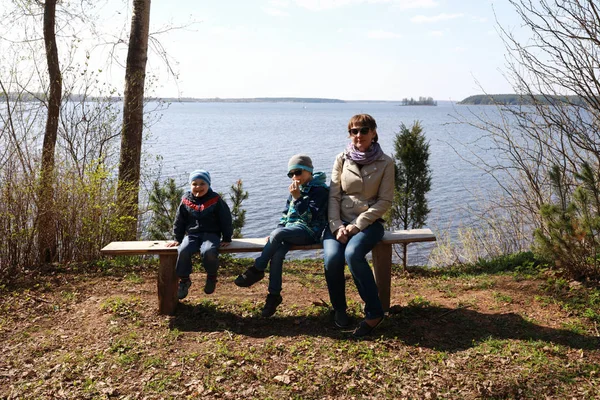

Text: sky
xmin=3 ymin=0 xmax=526 ymax=102
xmin=135 ymin=0 xmax=524 ymax=102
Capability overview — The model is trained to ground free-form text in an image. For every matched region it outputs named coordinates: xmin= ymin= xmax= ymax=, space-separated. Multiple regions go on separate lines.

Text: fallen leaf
xmin=274 ymin=374 xmax=291 ymax=384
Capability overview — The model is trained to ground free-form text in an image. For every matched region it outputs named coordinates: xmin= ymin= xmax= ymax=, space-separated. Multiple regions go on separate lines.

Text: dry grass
xmin=1 ymin=259 xmax=599 ymax=399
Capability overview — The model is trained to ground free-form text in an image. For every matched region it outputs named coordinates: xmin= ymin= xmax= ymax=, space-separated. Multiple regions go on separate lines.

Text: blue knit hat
xmin=189 ymin=169 xmax=211 ymax=186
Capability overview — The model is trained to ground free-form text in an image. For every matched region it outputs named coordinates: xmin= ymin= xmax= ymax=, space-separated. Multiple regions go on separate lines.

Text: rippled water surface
xmin=145 ymin=101 xmax=501 ymax=262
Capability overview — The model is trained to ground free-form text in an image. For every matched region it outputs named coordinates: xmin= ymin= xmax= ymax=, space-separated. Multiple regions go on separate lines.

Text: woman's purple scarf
xmin=345 ymin=142 xmax=384 ymax=165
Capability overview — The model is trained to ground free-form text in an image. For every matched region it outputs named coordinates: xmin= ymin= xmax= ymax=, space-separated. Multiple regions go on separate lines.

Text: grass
xmin=0 ymin=252 xmax=599 ymax=399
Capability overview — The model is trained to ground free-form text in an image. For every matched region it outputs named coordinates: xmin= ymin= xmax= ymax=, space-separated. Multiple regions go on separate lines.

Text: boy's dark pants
xmin=176 ymin=233 xmax=220 ymax=279
xmin=255 ymin=226 xmax=315 ymax=295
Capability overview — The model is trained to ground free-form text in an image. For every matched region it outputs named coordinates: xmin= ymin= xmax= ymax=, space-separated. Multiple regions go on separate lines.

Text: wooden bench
xmin=100 ymin=229 xmax=436 ymax=315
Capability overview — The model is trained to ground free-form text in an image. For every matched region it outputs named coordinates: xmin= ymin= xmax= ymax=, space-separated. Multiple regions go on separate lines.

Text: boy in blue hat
xmin=234 ymin=154 xmax=328 ymax=317
xmin=167 ymin=169 xmax=233 ymax=298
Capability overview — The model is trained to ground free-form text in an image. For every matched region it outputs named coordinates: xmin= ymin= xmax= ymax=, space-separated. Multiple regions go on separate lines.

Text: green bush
xmin=534 ymin=163 xmax=600 ymax=281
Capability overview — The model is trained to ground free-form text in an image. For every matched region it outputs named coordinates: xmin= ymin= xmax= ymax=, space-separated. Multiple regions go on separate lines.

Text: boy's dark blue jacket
xmin=278 ymin=171 xmax=329 ymax=241
xmin=173 ymin=189 xmax=233 ymax=243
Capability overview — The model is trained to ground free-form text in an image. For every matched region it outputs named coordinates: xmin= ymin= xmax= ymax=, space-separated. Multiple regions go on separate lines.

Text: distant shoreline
xmin=1 ymin=93 xmax=456 ymax=104
xmin=459 ymin=94 xmax=583 ymax=105
xmin=154 ymin=97 xmax=405 ymax=104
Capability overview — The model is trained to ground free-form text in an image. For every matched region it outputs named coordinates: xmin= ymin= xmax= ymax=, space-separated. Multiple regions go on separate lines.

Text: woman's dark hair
xmin=347 ymin=114 xmax=378 ymax=143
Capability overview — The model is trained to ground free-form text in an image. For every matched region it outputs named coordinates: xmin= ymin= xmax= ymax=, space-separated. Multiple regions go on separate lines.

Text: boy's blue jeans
xmin=255 ymin=225 xmax=316 ymax=295
xmin=176 ymin=233 xmax=221 ymax=279
xmin=323 ymin=222 xmax=385 ymax=320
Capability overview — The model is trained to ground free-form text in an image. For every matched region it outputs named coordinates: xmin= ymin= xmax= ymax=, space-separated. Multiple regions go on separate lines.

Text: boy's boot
xmin=234 ymin=266 xmax=265 ymax=287
xmin=178 ymin=279 xmax=192 ymax=300
xmin=204 ymin=274 xmax=217 ymax=294
xmin=261 ymin=293 xmax=283 ymax=317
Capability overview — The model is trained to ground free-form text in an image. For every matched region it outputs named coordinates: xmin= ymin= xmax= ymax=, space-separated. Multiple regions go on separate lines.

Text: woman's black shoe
xmin=333 ymin=310 xmax=351 ymax=329
xmin=352 ymin=317 xmax=384 ymax=338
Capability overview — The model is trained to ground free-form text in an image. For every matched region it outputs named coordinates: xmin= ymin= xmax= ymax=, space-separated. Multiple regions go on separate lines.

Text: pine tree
xmin=229 ymin=179 xmax=249 ymax=238
xmin=147 ymin=178 xmax=183 ymax=240
xmin=387 ymin=121 xmax=432 ymax=269
xmin=534 ymin=162 xmax=600 ymax=281
xmin=148 ymin=178 xmax=249 ymax=240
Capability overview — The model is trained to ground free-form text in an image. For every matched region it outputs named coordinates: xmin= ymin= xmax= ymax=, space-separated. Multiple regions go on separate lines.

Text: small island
xmin=400 ymin=96 xmax=437 ymax=106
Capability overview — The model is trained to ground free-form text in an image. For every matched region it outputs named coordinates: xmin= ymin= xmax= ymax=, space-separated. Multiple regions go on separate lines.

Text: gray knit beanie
xmin=288 ymin=154 xmax=313 ymax=173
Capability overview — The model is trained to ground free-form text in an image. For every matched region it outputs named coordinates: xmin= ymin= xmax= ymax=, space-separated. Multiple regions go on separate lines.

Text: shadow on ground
xmin=169 ymin=302 xmax=599 ymax=352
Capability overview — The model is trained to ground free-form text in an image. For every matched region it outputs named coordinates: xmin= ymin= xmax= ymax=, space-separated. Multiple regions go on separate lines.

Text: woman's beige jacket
xmin=328 ymin=151 xmax=395 ymax=233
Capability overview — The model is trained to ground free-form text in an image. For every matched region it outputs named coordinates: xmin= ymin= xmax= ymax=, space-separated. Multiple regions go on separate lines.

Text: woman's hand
xmin=165 ymin=241 xmax=179 ymax=248
xmin=289 ymin=180 xmax=301 ymax=199
xmin=346 ymin=224 xmax=360 ymax=236
xmin=335 ymin=227 xmax=349 ymax=244
xmin=220 ymin=241 xmax=231 ymax=248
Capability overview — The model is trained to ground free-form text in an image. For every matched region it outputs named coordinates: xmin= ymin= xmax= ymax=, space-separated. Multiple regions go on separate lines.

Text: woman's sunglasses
xmin=287 ymin=169 xmax=303 ymax=178
xmin=348 ymin=127 xmax=371 ymax=136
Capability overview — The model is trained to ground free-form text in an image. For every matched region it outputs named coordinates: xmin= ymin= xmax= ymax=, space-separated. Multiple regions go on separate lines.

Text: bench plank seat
xmin=101 ymin=228 xmax=436 ymax=315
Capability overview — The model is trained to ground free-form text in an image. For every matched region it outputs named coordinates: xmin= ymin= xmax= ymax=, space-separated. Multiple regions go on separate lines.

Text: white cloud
xmin=209 ymin=26 xmax=231 ymax=35
xmin=367 ymin=29 xmax=402 ymax=39
xmin=263 ymin=7 xmax=290 ymax=16
xmin=208 ymin=26 xmax=247 ymax=38
xmin=391 ymin=0 xmax=438 ymax=10
xmin=294 ymin=0 xmax=438 ymax=11
xmin=269 ymin=0 xmax=291 ymax=6
xmin=470 ymin=15 xmax=488 ymax=23
xmin=453 ymin=46 xmax=467 ymax=53
xmin=411 ymin=13 xmax=464 ymax=23
xmin=428 ymin=30 xmax=444 ymax=37
xmin=294 ymin=0 xmax=359 ymax=11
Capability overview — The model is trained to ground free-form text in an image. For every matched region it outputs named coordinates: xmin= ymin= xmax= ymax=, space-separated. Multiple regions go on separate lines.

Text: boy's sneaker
xmin=234 ymin=266 xmax=265 ymax=287
xmin=178 ymin=279 xmax=192 ymax=300
xmin=204 ymin=275 xmax=217 ymax=294
xmin=261 ymin=293 xmax=282 ymax=317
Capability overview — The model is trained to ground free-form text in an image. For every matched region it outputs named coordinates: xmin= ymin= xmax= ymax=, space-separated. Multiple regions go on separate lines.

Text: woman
xmin=324 ymin=113 xmax=394 ymax=338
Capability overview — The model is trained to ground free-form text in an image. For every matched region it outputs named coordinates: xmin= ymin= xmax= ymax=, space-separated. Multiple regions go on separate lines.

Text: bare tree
xmin=0 ymin=0 xmax=184 ymax=273
xmin=117 ymin=0 xmax=151 ymax=240
xmin=455 ymin=0 xmax=600 ymax=245
xmin=0 ymin=1 xmax=129 ymax=274
xmin=37 ymin=0 xmax=62 ymax=262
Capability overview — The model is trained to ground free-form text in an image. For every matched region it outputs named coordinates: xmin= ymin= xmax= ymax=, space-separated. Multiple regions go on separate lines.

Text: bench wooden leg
xmin=158 ymin=254 xmax=178 ymax=315
xmin=372 ymin=242 xmax=392 ymax=312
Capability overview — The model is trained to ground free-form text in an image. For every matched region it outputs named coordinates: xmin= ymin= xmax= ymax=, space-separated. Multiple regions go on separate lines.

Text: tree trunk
xmin=117 ymin=0 xmax=151 ymax=240
xmin=38 ymin=0 xmax=62 ymax=263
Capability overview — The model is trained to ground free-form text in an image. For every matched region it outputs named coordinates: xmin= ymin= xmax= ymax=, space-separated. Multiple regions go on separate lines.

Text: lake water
xmin=145 ymin=101 xmax=500 ymax=264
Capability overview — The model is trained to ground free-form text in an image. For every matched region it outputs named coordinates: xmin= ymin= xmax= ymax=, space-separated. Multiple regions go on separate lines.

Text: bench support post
xmin=158 ymin=254 xmax=178 ymax=315
xmin=372 ymin=242 xmax=392 ymax=312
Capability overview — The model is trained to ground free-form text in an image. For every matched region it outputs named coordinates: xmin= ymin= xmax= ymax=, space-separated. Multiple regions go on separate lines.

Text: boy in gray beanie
xmin=167 ymin=169 xmax=233 ymax=298
xmin=234 ymin=154 xmax=329 ymax=317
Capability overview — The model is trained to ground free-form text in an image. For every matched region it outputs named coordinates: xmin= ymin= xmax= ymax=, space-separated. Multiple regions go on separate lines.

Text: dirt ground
xmin=1 ymin=261 xmax=599 ymax=399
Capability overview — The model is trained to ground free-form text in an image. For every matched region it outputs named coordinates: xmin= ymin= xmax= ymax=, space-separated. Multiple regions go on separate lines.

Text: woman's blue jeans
xmin=323 ymin=222 xmax=385 ymax=320
xmin=176 ymin=232 xmax=220 ymax=278
xmin=255 ymin=225 xmax=315 ymax=295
